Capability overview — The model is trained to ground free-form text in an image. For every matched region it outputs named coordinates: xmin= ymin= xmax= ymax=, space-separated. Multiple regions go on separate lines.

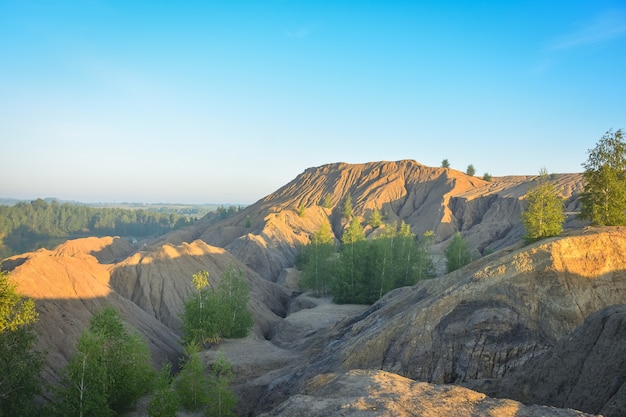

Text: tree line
xmin=0 ymin=199 xmax=193 ymax=258
xmin=296 ymin=212 xmax=436 ymax=304
xmin=0 ymin=263 xmax=253 ymax=417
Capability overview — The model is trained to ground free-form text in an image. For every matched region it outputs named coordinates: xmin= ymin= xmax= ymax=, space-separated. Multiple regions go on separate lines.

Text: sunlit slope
xmin=196 ymin=160 xmax=584 ymax=280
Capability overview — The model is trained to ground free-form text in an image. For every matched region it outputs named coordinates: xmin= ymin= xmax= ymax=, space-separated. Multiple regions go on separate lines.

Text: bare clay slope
xmin=252 ymin=228 xmax=626 ymax=415
xmin=2 ymin=236 xmax=290 ymax=384
xmin=198 ymin=160 xmax=584 ymax=281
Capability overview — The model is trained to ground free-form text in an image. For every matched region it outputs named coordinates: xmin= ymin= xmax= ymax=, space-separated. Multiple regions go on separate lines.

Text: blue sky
xmin=1 ymin=1 xmax=625 ymax=204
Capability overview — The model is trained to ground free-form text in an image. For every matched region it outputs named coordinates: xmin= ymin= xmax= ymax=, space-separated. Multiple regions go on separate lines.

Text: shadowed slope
xmin=2 ymin=236 xmax=291 ymax=385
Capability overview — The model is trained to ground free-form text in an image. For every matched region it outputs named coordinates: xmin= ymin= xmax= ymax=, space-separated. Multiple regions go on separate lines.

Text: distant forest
xmin=0 ymin=199 xmax=197 ymax=258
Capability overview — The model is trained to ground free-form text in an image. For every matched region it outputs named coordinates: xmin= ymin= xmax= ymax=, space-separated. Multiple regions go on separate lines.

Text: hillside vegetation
xmin=5 ymin=158 xmax=626 ymax=416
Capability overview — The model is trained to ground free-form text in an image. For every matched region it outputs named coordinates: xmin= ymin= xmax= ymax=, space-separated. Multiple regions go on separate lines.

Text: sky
xmin=1 ymin=1 xmax=625 ymax=204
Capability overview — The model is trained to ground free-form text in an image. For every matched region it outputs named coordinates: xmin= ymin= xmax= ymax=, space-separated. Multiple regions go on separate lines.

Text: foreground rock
xmin=248 ymin=228 xmax=626 ymax=414
xmin=470 ymin=304 xmax=626 ymax=417
xmin=258 ymin=369 xmax=596 ymax=417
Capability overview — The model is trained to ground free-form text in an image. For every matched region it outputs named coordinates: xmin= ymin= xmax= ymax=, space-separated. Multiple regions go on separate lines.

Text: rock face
xmin=2 ymin=236 xmax=290 ymax=383
xmin=471 ymin=304 xmax=626 ymax=417
xmin=258 ymin=369 xmax=596 ymax=417
xmin=318 ymin=228 xmax=626 ymax=383
xmin=249 ymin=228 xmax=626 ymax=415
xmin=196 ymin=160 xmax=584 ymax=280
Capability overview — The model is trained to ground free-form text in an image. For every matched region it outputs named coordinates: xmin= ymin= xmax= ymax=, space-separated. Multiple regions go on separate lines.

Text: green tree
xmin=0 ymin=271 xmax=43 ymax=417
xmin=322 ymin=193 xmax=333 ymax=209
xmin=445 ymin=232 xmax=472 ymax=272
xmin=521 ymin=168 xmax=566 ymax=242
xmin=333 ymin=217 xmax=367 ymax=303
xmin=52 ymin=307 xmax=154 ymax=417
xmin=342 ymin=195 xmax=354 ymax=219
xmin=466 ymin=164 xmax=476 ymax=176
xmin=182 ymin=271 xmax=220 ymax=346
xmin=215 ymin=265 xmax=254 ymax=339
xmin=296 ymin=203 xmax=306 ymax=217
xmin=441 ymin=159 xmax=450 ymax=168
xmin=148 ymin=362 xmax=180 ymax=417
xmin=176 ymin=342 xmax=210 ymax=412
xmin=342 ymin=216 xmax=365 ymax=244
xmin=367 ymin=207 xmax=383 ymax=228
xmin=579 ymin=129 xmax=626 ymax=226
xmin=206 ymin=352 xmax=237 ymax=417
xmin=483 ymin=172 xmax=492 ymax=181
xmin=299 ymin=222 xmax=337 ymax=296
xmin=181 ymin=267 xmax=253 ymax=346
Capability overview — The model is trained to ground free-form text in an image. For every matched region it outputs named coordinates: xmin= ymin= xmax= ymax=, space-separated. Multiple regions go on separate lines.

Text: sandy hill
xmin=192 ymin=160 xmax=584 ymax=280
xmin=2 ymin=236 xmax=290 ymax=385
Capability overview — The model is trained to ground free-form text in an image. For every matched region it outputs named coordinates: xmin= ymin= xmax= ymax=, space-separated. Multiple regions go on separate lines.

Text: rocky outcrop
xmin=321 ymin=228 xmax=626 ymax=383
xmin=249 ymin=228 xmax=626 ymax=414
xmin=470 ymin=304 xmax=626 ymax=417
xmin=197 ymin=160 xmax=584 ymax=280
xmin=257 ymin=369 xmax=596 ymax=417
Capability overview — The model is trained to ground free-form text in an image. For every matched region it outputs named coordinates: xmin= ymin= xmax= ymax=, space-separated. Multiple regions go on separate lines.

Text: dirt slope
xmin=2 ymin=236 xmax=290 ymax=384
xmin=196 ymin=160 xmax=584 ymax=280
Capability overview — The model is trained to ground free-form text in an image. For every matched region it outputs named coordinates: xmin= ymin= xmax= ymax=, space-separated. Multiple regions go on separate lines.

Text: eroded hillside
xmin=3 ymin=160 xmax=617 ymax=417
xmin=2 ymin=236 xmax=290 ymax=384
xmin=193 ymin=160 xmax=584 ymax=280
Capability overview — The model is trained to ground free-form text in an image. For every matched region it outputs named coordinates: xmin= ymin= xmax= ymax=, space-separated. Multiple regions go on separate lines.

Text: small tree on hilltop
xmin=466 ymin=164 xmax=476 ymax=176
xmin=521 ymin=168 xmax=566 ymax=242
xmin=441 ymin=159 xmax=450 ymax=168
xmin=579 ymin=129 xmax=626 ymax=226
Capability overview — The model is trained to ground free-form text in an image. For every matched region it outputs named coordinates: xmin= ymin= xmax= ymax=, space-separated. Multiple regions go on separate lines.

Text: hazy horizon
xmin=2 ymin=1 xmax=624 ymax=204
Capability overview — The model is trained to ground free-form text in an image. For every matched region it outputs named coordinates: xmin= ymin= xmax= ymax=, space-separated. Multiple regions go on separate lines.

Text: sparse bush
xmin=176 ymin=343 xmax=210 ymax=412
xmin=148 ymin=362 xmax=179 ymax=417
xmin=297 ymin=203 xmax=306 ymax=217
